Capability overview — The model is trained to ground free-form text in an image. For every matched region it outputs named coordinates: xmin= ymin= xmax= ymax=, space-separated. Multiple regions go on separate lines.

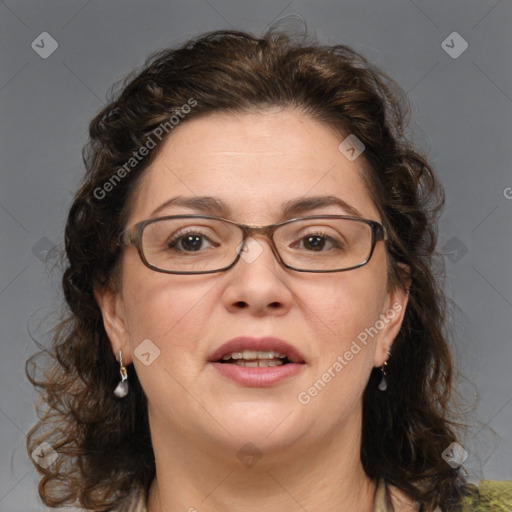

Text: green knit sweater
xmin=372 ymin=478 xmax=512 ymax=511
xmin=452 ymin=480 xmax=512 ymax=511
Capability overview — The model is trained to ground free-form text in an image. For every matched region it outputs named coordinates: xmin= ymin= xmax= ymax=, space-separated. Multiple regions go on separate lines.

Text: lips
xmin=208 ymin=336 xmax=306 ymax=365
xmin=208 ymin=336 xmax=306 ymax=387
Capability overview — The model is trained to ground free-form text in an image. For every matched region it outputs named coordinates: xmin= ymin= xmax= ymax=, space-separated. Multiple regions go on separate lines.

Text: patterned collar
xmin=373 ymin=477 xmax=394 ymax=512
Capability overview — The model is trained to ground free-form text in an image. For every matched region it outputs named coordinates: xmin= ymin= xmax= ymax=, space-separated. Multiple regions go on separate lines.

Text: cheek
xmin=307 ymin=265 xmax=388 ymax=343
xmin=120 ymin=257 xmax=212 ymax=349
xmin=297 ymin=272 xmax=387 ymax=416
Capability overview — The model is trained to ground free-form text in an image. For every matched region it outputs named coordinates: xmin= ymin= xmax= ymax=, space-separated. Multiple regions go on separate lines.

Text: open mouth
xmin=209 ymin=337 xmax=305 ymax=386
xmin=218 ymin=350 xmax=292 ymax=367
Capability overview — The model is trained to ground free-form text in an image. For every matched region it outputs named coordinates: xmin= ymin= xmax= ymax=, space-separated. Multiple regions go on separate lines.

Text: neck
xmin=146 ymin=408 xmax=377 ymax=512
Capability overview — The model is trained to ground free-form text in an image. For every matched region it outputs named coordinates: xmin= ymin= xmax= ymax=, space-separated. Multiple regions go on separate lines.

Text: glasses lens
xmin=141 ymin=217 xmax=241 ymax=273
xmin=274 ymin=217 xmax=373 ymax=271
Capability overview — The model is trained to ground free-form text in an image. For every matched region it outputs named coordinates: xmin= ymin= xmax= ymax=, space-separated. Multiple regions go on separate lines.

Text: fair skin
xmin=96 ymin=109 xmax=414 ymax=511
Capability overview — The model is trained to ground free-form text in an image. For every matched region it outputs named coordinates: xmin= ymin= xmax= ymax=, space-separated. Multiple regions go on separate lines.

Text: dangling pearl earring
xmin=378 ymin=347 xmax=391 ymax=391
xmin=114 ymin=350 xmax=129 ymax=398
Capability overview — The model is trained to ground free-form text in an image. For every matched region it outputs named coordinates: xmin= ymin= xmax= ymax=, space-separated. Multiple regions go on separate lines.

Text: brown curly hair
xmin=27 ymin=27 xmax=469 ymax=511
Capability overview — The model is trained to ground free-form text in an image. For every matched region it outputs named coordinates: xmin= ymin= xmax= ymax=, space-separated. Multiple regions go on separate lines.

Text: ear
xmin=94 ymin=286 xmax=132 ymax=365
xmin=373 ymin=265 xmax=411 ymax=367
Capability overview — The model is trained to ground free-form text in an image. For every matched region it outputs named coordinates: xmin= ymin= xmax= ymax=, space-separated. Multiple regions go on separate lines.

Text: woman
xmin=26 ymin=28 xmax=511 ymax=511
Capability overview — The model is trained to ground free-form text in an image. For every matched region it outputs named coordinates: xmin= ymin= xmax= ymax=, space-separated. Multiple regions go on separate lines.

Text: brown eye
xmin=167 ymin=231 xmax=213 ymax=252
xmin=291 ymin=232 xmax=340 ymax=252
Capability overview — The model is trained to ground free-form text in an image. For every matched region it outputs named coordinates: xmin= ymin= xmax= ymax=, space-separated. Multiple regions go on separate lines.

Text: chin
xmin=210 ymin=405 xmax=307 ymax=446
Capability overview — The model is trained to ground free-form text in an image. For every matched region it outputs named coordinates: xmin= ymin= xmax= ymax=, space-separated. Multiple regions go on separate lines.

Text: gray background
xmin=1 ymin=0 xmax=511 ymax=510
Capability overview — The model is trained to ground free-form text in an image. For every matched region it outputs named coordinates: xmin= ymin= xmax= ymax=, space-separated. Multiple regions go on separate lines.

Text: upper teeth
xmin=222 ymin=350 xmax=287 ymax=361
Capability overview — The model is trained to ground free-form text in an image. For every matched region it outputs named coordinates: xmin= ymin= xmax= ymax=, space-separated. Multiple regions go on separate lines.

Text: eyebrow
xmin=149 ymin=195 xmax=363 ymax=219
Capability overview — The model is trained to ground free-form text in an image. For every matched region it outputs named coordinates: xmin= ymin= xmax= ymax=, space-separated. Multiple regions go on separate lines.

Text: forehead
xmin=126 ymin=109 xmax=379 ymax=224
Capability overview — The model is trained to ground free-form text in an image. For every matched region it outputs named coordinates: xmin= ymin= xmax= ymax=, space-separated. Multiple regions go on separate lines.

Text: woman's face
xmin=98 ymin=109 xmax=408 ymax=461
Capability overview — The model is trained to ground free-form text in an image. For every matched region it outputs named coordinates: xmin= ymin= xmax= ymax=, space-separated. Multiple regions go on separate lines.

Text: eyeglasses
xmin=118 ymin=214 xmax=387 ymax=274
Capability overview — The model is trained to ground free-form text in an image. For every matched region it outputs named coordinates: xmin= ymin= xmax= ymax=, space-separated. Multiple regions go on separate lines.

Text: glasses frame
xmin=118 ymin=214 xmax=388 ymax=275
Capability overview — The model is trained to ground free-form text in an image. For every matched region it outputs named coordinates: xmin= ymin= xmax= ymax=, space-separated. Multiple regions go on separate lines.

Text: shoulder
xmin=386 ymin=479 xmax=512 ymax=512
xmin=454 ymin=480 xmax=512 ymax=511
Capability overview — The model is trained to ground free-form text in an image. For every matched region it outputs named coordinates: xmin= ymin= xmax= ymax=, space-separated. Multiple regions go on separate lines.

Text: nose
xmin=221 ymin=236 xmax=294 ymax=316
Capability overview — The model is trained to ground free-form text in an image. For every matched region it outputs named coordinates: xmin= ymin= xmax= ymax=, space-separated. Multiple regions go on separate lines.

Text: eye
xmin=292 ymin=231 xmax=342 ymax=252
xmin=301 ymin=235 xmax=332 ymax=251
xmin=167 ymin=229 xmax=216 ymax=252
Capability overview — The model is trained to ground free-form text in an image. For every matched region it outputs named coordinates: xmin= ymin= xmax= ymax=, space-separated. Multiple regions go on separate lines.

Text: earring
xmin=378 ymin=347 xmax=391 ymax=391
xmin=114 ymin=350 xmax=129 ymax=398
